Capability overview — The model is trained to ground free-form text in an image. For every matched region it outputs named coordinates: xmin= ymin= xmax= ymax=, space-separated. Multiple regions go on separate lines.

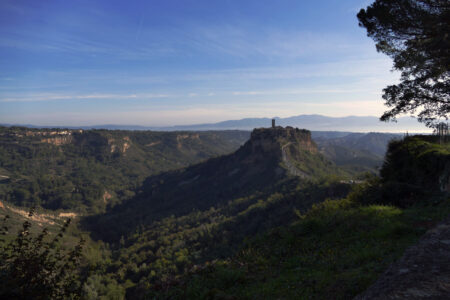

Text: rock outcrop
xmin=41 ymin=135 xmax=73 ymax=146
xmin=240 ymin=127 xmax=321 ymax=177
xmin=108 ymin=136 xmax=132 ymax=154
xmin=246 ymin=126 xmax=317 ymax=156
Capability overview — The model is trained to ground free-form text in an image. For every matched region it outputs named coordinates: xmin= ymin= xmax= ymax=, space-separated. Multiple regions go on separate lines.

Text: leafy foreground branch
xmin=0 ymin=208 xmax=85 ymax=299
xmin=358 ymin=0 xmax=449 ymax=126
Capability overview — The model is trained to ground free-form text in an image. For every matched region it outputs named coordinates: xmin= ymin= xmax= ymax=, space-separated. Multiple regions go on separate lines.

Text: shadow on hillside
xmin=80 ymin=147 xmax=287 ymax=242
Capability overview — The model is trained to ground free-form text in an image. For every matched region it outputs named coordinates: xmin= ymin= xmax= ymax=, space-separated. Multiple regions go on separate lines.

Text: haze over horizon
xmin=1 ymin=114 xmax=431 ymax=134
xmin=0 ymin=0 xmax=408 ymax=127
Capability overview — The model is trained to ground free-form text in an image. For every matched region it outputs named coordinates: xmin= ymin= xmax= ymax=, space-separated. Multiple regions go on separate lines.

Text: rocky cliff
xmin=245 ymin=126 xmax=316 ymax=156
xmin=236 ymin=126 xmax=332 ymax=178
xmin=41 ymin=135 xmax=73 ymax=146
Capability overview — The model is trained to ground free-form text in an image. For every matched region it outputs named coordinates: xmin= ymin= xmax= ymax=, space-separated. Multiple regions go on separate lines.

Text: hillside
xmin=0 ymin=199 xmax=73 ymax=236
xmin=80 ymin=127 xmax=351 ymax=297
xmin=381 ymin=135 xmax=450 ymax=193
xmin=86 ymin=126 xmax=341 ymax=240
xmin=0 ymin=124 xmax=397 ymax=216
xmin=1 ymin=127 xmax=448 ymax=299
xmin=0 ymin=127 xmax=249 ymax=213
xmin=143 ymin=135 xmax=449 ymax=299
xmin=316 ymin=132 xmax=400 ymax=157
xmin=315 ymin=132 xmax=401 ymax=174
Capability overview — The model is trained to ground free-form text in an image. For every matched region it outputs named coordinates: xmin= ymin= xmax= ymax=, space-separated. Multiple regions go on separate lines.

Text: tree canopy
xmin=357 ymin=0 xmax=449 ymax=127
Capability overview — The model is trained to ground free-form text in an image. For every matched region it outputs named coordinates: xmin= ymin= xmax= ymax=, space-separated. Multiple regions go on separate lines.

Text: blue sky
xmin=0 ymin=0 xmax=414 ymax=127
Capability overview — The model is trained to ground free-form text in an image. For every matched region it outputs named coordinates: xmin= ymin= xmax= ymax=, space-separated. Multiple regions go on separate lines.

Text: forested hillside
xmin=0 ymin=127 xmax=249 ymax=213
xmin=85 ymin=127 xmax=343 ymax=238
xmin=2 ymin=125 xmax=442 ymax=299
xmin=315 ymin=132 xmax=400 ymax=174
xmin=0 ymin=126 xmax=448 ymax=299
xmin=0 ymin=125 xmax=398 ymax=215
xmin=142 ymin=135 xmax=449 ymax=299
xmin=81 ymin=127 xmax=352 ymax=298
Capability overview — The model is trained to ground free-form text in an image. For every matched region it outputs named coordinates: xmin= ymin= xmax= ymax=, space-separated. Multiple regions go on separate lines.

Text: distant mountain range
xmin=1 ymin=114 xmax=431 ymax=133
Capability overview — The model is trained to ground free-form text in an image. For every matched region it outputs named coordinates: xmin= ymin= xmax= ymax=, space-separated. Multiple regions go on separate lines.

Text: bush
xmin=349 ymin=137 xmax=449 ymax=207
xmin=0 ymin=209 xmax=85 ymax=299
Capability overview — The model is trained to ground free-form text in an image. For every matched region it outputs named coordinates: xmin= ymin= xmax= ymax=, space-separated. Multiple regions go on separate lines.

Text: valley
xmin=2 ymin=1 xmax=448 ymax=298
xmin=0 ymin=127 xmax=249 ymax=213
xmin=0 ymin=125 xmax=448 ymax=299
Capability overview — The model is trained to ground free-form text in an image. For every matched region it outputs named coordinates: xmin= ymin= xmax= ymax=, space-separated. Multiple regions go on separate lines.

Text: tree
xmin=357 ymin=0 xmax=449 ymax=127
xmin=0 ymin=209 xmax=85 ymax=299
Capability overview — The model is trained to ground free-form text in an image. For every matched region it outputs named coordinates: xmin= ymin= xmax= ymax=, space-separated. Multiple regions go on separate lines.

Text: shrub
xmin=0 ymin=208 xmax=85 ymax=299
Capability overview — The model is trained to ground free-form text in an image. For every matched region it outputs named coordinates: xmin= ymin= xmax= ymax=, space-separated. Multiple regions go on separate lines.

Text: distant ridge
xmin=0 ymin=114 xmax=430 ymax=133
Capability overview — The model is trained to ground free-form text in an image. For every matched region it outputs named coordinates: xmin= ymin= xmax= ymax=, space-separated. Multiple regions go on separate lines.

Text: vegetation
xmin=153 ymin=195 xmax=449 ymax=299
xmin=145 ymin=136 xmax=450 ymax=299
xmin=315 ymin=132 xmax=400 ymax=175
xmin=358 ymin=0 xmax=449 ymax=126
xmin=0 ymin=126 xmax=448 ymax=299
xmin=79 ymin=134 xmax=448 ymax=299
xmin=84 ymin=128 xmax=343 ymax=241
xmin=0 ymin=127 xmax=249 ymax=213
xmin=0 ymin=2 xmax=448 ymax=298
xmin=0 ymin=208 xmax=85 ymax=299
xmin=88 ymin=178 xmax=350 ymax=298
xmin=350 ymin=135 xmax=450 ymax=207
xmin=381 ymin=135 xmax=450 ymax=189
xmin=0 ymin=126 xmax=396 ymax=215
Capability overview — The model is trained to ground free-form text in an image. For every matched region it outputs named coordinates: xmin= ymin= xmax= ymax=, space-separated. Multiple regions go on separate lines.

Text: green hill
xmin=381 ymin=135 xmax=450 ymax=193
xmin=0 ymin=127 xmax=249 ymax=213
xmin=315 ymin=132 xmax=401 ymax=174
xmin=2 ymin=126 xmax=446 ymax=299
xmin=85 ymin=127 xmax=341 ymax=240
xmin=81 ymin=127 xmax=351 ymax=297
xmin=138 ymin=135 xmax=449 ymax=299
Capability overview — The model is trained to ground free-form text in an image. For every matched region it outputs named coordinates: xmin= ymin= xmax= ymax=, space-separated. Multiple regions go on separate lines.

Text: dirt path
xmin=355 ymin=216 xmax=450 ymax=299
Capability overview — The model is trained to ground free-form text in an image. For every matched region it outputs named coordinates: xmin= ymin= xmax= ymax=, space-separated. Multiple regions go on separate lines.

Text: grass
xmin=159 ymin=195 xmax=450 ymax=299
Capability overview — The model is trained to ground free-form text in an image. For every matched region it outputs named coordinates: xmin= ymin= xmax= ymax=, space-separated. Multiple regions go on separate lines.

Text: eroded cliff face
xmin=244 ymin=126 xmax=317 ymax=159
xmin=108 ymin=136 xmax=131 ymax=154
xmin=36 ymin=130 xmax=82 ymax=146
xmin=176 ymin=133 xmax=200 ymax=150
xmin=0 ymin=200 xmax=77 ymax=228
xmin=41 ymin=135 xmax=73 ymax=146
xmin=233 ymin=126 xmax=325 ymax=179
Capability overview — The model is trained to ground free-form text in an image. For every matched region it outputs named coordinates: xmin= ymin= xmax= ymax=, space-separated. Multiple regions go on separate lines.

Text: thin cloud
xmin=0 ymin=93 xmax=170 ymax=102
xmin=0 ymin=30 xmax=177 ymax=60
xmin=232 ymin=88 xmax=368 ymax=96
xmin=185 ymin=25 xmax=372 ymax=59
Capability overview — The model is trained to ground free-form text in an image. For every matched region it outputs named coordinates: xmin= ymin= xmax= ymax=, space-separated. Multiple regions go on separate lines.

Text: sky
xmin=0 ymin=0 xmax=420 ymax=128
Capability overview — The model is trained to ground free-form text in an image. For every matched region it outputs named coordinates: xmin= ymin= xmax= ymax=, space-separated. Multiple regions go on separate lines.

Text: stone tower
xmin=272 ymin=119 xmax=275 ymax=128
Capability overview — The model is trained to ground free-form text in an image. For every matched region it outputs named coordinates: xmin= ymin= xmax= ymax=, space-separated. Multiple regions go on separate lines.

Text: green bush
xmin=0 ymin=209 xmax=85 ymax=299
xmin=349 ymin=137 xmax=449 ymax=207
